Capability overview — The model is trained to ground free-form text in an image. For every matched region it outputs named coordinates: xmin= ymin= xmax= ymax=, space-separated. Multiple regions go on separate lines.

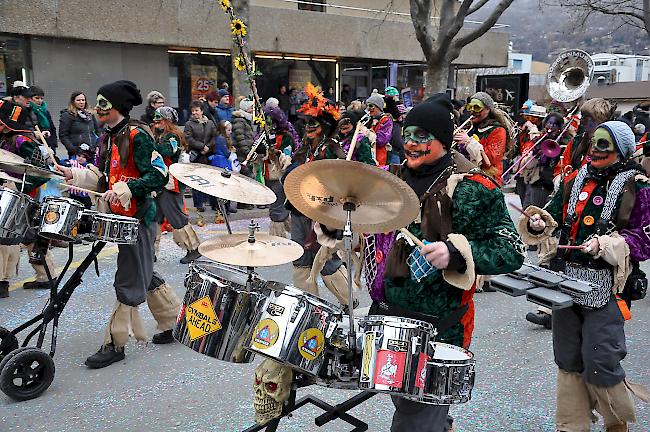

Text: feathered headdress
xmin=298 ymin=83 xmax=340 ymax=124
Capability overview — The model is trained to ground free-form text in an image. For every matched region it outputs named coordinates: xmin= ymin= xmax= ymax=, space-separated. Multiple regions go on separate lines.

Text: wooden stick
xmin=399 ymin=227 xmax=426 ymax=248
xmin=557 ymin=245 xmax=585 ymax=250
xmin=346 ymin=121 xmax=363 ymax=161
xmin=34 ymin=125 xmax=57 ymax=162
xmin=57 ymin=182 xmax=103 ymax=197
xmin=509 ymin=203 xmax=532 ymax=219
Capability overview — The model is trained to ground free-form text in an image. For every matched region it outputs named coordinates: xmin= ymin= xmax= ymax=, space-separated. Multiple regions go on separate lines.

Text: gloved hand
xmin=529 ymin=213 xmax=546 ymax=231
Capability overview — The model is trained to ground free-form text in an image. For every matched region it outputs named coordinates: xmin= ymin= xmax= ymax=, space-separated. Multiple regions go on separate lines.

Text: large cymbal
xmin=0 ymin=149 xmax=26 ymax=164
xmin=0 ymin=171 xmax=18 ymax=183
xmin=198 ymin=233 xmax=304 ymax=267
xmin=169 ymin=163 xmax=275 ymax=205
xmin=0 ymin=161 xmax=63 ymax=180
xmin=284 ymin=159 xmax=419 ymax=233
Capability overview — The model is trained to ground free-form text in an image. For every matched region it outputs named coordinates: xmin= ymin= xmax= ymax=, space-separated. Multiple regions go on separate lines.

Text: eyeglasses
xmin=465 ymin=102 xmax=484 ymax=114
xmin=96 ymin=94 xmax=112 ymax=111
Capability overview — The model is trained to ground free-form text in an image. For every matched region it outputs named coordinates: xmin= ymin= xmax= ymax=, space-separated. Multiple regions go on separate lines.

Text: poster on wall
xmin=0 ymin=58 xmax=6 ymax=97
xmin=476 ymin=73 xmax=529 ymax=120
xmin=191 ymin=65 xmax=218 ymax=100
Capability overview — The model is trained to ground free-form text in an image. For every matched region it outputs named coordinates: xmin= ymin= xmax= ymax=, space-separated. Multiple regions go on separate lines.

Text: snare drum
xmin=39 ymin=197 xmax=84 ymax=241
xmin=358 ymin=315 xmax=436 ymax=400
xmin=420 ymin=342 xmax=475 ymax=405
xmin=77 ymin=210 xmax=98 ymax=242
xmin=0 ymin=187 xmax=37 ymax=240
xmin=92 ymin=213 xmax=139 ymax=244
xmin=245 ymin=283 xmax=342 ymax=376
xmin=174 ymin=261 xmax=269 ymax=363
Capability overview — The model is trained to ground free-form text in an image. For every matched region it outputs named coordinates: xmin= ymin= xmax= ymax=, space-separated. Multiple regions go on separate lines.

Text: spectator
xmin=347 ymin=100 xmax=363 ymax=111
xmin=340 ymin=84 xmax=351 ymax=107
xmin=184 ymin=100 xmax=217 ymax=212
xmin=385 ymin=97 xmax=404 ymax=164
xmin=231 ymin=98 xmax=255 ymax=163
xmin=634 ymin=123 xmax=646 ymax=142
xmin=288 ymin=88 xmax=301 ymax=123
xmin=326 ymin=86 xmax=336 ymax=102
xmin=210 ymin=120 xmax=238 ymax=214
xmin=265 ymin=97 xmax=279 ymax=110
xmin=58 ymin=91 xmax=102 ymax=157
xmin=28 ymin=85 xmax=57 ymax=150
xmin=141 ymin=90 xmax=165 ymax=125
xmin=61 ymin=143 xmax=95 ymax=208
xmin=215 ymin=89 xmax=233 ymax=123
xmin=634 ymin=103 xmax=650 ymax=131
xmin=277 ymin=85 xmax=290 ymax=114
xmin=202 ymin=91 xmax=220 ymax=127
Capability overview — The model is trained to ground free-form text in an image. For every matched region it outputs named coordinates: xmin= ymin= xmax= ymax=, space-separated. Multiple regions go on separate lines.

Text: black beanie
xmin=403 ymin=93 xmax=454 ymax=148
xmin=340 ymin=109 xmax=362 ymax=125
xmin=97 ymin=80 xmax=143 ymax=116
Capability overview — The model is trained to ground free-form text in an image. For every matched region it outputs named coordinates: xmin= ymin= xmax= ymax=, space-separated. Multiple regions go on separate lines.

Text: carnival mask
xmin=305 ymin=118 xmax=322 ymax=139
xmin=96 ymin=94 xmax=113 ymax=112
xmin=403 ymin=126 xmax=444 ymax=169
xmin=579 ymin=112 xmax=599 ymax=135
xmin=589 ymin=128 xmax=619 ymax=169
xmin=543 ymin=117 xmax=562 ymax=137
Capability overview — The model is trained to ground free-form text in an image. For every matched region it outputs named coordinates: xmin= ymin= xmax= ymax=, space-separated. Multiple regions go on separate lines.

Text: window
xmin=298 ymin=0 xmax=326 ymax=12
xmin=512 ymin=59 xmax=523 ymax=70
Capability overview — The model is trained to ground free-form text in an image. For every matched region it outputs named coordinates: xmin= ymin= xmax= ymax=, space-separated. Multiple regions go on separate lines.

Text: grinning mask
xmin=403 ymin=126 xmax=445 ymax=170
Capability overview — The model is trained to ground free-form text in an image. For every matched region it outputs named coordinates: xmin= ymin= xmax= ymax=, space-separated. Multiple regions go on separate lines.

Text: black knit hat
xmin=97 ymin=80 xmax=143 ymax=116
xmin=0 ymin=100 xmax=31 ymax=132
xmin=403 ymin=93 xmax=454 ymax=148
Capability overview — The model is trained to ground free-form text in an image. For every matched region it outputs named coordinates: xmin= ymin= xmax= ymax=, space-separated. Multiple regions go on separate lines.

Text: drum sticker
xmin=185 ymin=296 xmax=222 ymax=341
xmin=374 ymin=350 xmax=406 ymax=389
xmin=298 ymin=328 xmax=325 ymax=361
xmin=266 ymin=303 xmax=285 ymax=317
xmin=415 ymin=353 xmax=430 ymax=389
xmin=252 ymin=318 xmax=280 ymax=350
xmin=387 ymin=339 xmax=409 ymax=352
xmin=176 ymin=303 xmax=186 ymax=324
xmin=360 ymin=332 xmax=375 ymax=383
xmin=44 ymin=206 xmax=60 ymax=224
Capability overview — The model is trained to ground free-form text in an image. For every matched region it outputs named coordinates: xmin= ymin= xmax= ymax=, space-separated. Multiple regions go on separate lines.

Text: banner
xmin=191 ymin=65 xmax=218 ymax=100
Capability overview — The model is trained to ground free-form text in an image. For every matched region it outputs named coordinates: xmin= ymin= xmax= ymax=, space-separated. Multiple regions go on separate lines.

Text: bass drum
xmin=174 ymin=261 xmax=269 ymax=363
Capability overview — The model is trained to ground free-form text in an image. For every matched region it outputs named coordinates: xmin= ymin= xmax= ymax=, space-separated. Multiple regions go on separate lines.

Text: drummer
xmin=150 ymin=106 xmax=201 ymax=264
xmin=0 ymin=100 xmax=57 ymax=298
xmin=519 ymin=121 xmax=649 ymax=432
xmin=56 ymin=80 xmax=182 ymax=366
xmin=375 ymin=94 xmax=525 ymax=431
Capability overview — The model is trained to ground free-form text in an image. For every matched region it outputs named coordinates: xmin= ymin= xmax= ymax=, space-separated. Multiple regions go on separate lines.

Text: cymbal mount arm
xmin=247 ymin=220 xmax=260 ymax=244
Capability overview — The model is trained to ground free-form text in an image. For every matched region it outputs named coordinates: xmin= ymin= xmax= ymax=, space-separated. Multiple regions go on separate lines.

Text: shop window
xmin=298 ymin=0 xmax=326 ymax=12
xmin=254 ymin=58 xmax=335 ymax=103
xmin=0 ymin=34 xmax=31 ymax=97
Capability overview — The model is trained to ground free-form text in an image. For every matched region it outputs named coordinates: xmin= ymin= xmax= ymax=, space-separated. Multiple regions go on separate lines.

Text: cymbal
xmin=0 ymin=161 xmax=63 ymax=179
xmin=0 ymin=149 xmax=25 ymax=165
xmin=198 ymin=233 xmax=304 ymax=267
xmin=169 ymin=163 xmax=275 ymax=205
xmin=284 ymin=159 xmax=420 ymax=234
xmin=0 ymin=171 xmax=17 ymax=183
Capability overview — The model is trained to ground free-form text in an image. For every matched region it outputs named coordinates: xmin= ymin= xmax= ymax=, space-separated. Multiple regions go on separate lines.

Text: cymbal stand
xmin=217 ymin=198 xmax=233 ymax=234
xmin=342 ymin=201 xmax=357 ymax=350
xmin=245 ymin=220 xmax=260 ymax=288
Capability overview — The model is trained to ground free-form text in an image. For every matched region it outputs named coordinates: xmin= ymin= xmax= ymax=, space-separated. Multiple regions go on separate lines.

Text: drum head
xmin=432 ymin=343 xmax=472 ymax=361
xmin=191 ymin=260 xmax=255 ymax=288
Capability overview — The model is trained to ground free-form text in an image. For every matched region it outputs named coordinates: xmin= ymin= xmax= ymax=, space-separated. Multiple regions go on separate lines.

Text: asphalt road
xmin=0 ymin=198 xmax=648 ymax=432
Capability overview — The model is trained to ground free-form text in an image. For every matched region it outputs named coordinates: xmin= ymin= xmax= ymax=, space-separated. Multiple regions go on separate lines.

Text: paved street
xmin=1 ymin=198 xmax=648 ymax=432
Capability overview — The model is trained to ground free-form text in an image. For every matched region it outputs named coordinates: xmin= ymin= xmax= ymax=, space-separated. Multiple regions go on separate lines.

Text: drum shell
xmin=77 ymin=210 xmax=98 ymax=242
xmin=0 ymin=187 xmax=37 ymax=240
xmin=244 ymin=284 xmax=343 ymax=377
xmin=358 ymin=316 xmax=435 ymax=399
xmin=315 ymin=314 xmax=362 ymax=390
xmin=420 ymin=343 xmax=476 ymax=405
xmin=174 ymin=261 xmax=269 ymax=363
xmin=92 ymin=213 xmax=139 ymax=244
xmin=39 ymin=197 xmax=84 ymax=241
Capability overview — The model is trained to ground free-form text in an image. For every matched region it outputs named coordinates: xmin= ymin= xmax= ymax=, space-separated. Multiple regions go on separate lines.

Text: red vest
xmin=108 ymin=128 xmax=140 ymax=217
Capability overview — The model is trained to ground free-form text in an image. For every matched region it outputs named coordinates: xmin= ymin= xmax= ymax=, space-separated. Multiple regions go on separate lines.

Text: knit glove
xmin=112 ymin=181 xmax=132 ymax=210
xmin=465 ymin=137 xmax=490 ymax=166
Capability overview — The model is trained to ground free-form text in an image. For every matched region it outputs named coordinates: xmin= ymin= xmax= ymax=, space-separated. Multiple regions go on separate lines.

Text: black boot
xmin=526 ymin=311 xmax=552 ymax=329
xmin=481 ymin=281 xmax=496 ymax=292
xmin=180 ymin=249 xmax=201 ymax=264
xmin=85 ymin=343 xmax=125 ymax=369
xmin=0 ymin=281 xmax=9 ymax=298
xmin=23 ymin=280 xmax=50 ymax=290
xmin=152 ymin=330 xmax=175 ymax=344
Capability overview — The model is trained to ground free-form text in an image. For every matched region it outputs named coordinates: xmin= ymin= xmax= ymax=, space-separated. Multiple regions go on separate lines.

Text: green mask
xmin=403 ymin=126 xmax=436 ymax=144
xmin=591 ymin=128 xmax=616 ymax=152
xmin=96 ymin=94 xmax=113 ymax=111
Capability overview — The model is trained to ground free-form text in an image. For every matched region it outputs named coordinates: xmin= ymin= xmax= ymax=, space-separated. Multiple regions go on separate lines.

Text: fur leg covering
xmin=102 ymin=301 xmax=147 ymax=348
xmin=586 ymin=380 xmax=637 ymax=429
xmin=0 ymin=245 xmax=20 ymax=280
xmin=28 ymin=245 xmax=57 ymax=281
xmin=269 ymin=221 xmax=290 ymax=239
xmin=147 ymin=281 xmax=182 ymax=332
xmin=293 ymin=266 xmax=318 ymax=295
xmin=322 ymin=266 xmax=355 ymax=306
xmin=172 ymin=224 xmax=200 ymax=251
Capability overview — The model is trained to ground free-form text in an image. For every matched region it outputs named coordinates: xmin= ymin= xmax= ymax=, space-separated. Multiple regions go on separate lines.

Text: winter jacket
xmin=215 ymin=103 xmax=233 ymax=123
xmin=231 ymin=110 xmax=255 ymax=161
xmin=210 ymin=135 xmax=232 ymax=169
xmin=278 ymin=93 xmax=291 ymax=114
xmin=29 ymin=101 xmax=57 ymax=149
xmin=184 ymin=115 xmax=217 ymax=165
xmin=202 ymin=102 xmax=219 ymax=128
xmin=58 ymin=109 xmax=102 ymax=157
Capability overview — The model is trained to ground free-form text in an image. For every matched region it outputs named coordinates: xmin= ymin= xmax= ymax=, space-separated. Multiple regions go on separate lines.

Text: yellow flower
xmin=234 ymin=56 xmax=246 ymax=71
xmin=231 ymin=19 xmax=247 ymax=37
xmin=219 ymin=0 xmax=231 ymax=11
xmin=254 ymin=114 xmax=266 ymax=128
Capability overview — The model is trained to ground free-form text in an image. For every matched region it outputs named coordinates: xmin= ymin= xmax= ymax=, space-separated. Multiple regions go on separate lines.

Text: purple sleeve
xmin=375 ymin=117 xmax=393 ymax=148
xmin=620 ymin=185 xmax=650 ymax=262
xmin=369 ymin=232 xmax=396 ymax=302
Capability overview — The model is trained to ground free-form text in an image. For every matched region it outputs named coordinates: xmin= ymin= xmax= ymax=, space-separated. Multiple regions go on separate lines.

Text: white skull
xmin=253 ymin=359 xmax=293 ymax=425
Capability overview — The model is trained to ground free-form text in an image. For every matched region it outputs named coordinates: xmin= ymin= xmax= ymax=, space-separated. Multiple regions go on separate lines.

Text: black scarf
xmin=586 ymin=159 xmax=645 ymax=181
xmin=106 ymin=116 xmax=130 ymax=136
xmin=403 ymin=153 xmax=453 ymax=198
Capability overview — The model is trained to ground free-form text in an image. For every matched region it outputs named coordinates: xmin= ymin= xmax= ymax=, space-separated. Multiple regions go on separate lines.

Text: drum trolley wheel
xmin=242 ymin=375 xmax=377 ymax=432
xmin=0 ymin=240 xmax=106 ymax=401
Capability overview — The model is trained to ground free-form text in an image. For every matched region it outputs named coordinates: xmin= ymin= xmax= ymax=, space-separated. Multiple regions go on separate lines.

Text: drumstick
xmin=557 ymin=245 xmax=586 ymax=250
xmin=57 ymin=182 xmax=103 ymax=197
xmin=34 ymin=125 xmax=57 ymax=162
xmin=399 ymin=228 xmax=426 ymax=249
xmin=509 ymin=203 xmax=532 ymax=219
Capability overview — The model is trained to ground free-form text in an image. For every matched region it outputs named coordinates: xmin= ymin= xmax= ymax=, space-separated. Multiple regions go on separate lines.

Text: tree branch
xmin=409 ymin=0 xmax=436 ymax=61
xmin=467 ymin=0 xmax=491 ymax=16
xmin=455 ymin=0 xmax=515 ymax=48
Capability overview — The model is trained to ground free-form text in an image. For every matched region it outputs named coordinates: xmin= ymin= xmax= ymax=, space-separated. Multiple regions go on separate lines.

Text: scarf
xmin=403 ymin=153 xmax=454 ymax=198
xmin=30 ymin=101 xmax=51 ymax=129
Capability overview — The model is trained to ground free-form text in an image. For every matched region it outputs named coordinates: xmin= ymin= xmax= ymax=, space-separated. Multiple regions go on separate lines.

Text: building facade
xmin=592 ymin=53 xmax=650 ymax=84
xmin=1 ymin=0 xmax=509 ymax=124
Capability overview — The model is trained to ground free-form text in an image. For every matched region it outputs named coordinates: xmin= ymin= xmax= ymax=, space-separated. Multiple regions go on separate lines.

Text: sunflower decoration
xmin=234 ymin=56 xmax=246 ymax=72
xmin=231 ymin=19 xmax=247 ymax=37
xmin=219 ymin=0 xmax=231 ymax=11
xmin=253 ymin=113 xmax=266 ymax=128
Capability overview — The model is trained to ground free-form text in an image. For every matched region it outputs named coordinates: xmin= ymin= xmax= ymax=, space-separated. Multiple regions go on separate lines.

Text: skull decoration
xmin=253 ymin=359 xmax=293 ymax=425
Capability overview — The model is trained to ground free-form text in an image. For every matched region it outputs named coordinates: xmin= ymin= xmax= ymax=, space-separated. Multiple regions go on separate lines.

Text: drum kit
xmin=170 ymin=161 xmax=477 ymax=431
xmin=0 ymin=153 xmax=140 ymax=401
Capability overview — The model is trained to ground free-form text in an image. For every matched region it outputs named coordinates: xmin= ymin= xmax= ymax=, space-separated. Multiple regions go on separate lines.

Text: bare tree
xmin=545 ymin=0 xmax=650 ymax=38
xmin=408 ymin=0 xmax=515 ymax=94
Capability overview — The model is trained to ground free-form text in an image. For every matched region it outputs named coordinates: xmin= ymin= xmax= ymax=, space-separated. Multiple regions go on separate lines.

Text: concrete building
xmin=592 ymin=53 xmax=650 ymax=84
xmin=1 ymin=0 xmax=509 ymax=124
xmin=586 ymin=81 xmax=650 ymax=114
